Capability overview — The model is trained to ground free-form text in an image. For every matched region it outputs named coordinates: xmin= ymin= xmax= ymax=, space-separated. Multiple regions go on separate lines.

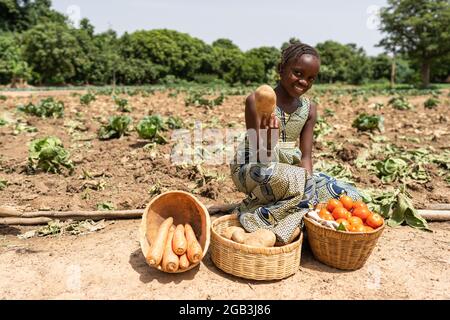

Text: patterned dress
xmin=230 ymin=97 xmax=362 ymax=244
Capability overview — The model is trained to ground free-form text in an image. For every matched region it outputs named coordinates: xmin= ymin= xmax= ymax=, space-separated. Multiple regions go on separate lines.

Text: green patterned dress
xmin=230 ymin=97 xmax=362 ymax=244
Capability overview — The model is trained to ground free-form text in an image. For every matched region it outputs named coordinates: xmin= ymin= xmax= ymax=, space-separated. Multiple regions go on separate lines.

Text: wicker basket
xmin=210 ymin=214 xmax=303 ymax=281
xmin=303 ymin=216 xmax=385 ymax=270
xmin=139 ymin=190 xmax=211 ymax=273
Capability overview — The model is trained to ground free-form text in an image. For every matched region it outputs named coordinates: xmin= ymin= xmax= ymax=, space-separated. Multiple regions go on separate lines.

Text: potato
xmin=255 ymin=85 xmax=276 ymax=115
xmin=243 ymin=229 xmax=276 ymax=247
xmin=231 ymin=229 xmax=247 ymax=244
xmin=222 ymin=226 xmax=245 ymax=240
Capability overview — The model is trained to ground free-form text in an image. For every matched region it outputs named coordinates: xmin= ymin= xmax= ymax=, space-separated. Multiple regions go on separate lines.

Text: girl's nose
xmin=299 ymin=79 xmax=308 ymax=87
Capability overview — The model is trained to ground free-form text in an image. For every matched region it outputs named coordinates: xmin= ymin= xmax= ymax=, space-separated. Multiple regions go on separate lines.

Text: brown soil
xmin=0 ymin=88 xmax=449 ymax=299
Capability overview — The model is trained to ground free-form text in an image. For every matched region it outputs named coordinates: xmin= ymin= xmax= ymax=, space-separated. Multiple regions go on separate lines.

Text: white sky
xmin=52 ymin=0 xmax=389 ymax=56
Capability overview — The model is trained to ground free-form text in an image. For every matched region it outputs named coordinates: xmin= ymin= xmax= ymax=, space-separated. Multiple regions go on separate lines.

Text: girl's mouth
xmin=294 ymin=85 xmax=306 ymax=93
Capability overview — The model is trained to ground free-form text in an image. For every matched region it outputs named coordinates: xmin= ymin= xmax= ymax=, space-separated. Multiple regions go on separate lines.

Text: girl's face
xmin=279 ymin=54 xmax=320 ymax=98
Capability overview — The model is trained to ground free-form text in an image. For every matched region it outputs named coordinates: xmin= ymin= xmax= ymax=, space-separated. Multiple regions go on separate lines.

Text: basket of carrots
xmin=139 ymin=190 xmax=211 ymax=273
xmin=303 ymin=195 xmax=385 ymax=271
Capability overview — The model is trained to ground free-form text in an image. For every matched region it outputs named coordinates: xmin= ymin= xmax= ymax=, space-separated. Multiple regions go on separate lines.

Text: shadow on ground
xmin=0 ymin=225 xmax=21 ymax=236
xmin=129 ymin=247 xmax=199 ymax=284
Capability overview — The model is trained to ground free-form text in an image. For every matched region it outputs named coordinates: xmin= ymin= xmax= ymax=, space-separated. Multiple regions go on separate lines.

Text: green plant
xmin=98 ymin=115 xmax=132 ymax=140
xmin=80 ymin=93 xmax=96 ymax=106
xmin=313 ymin=116 xmax=332 ymax=140
xmin=0 ymin=179 xmax=7 ymax=190
xmin=352 ymin=113 xmax=384 ymax=132
xmin=424 ymin=97 xmax=439 ymax=109
xmin=17 ymin=97 xmax=64 ymax=118
xmin=0 ymin=95 xmax=7 ymax=101
xmin=113 ymin=96 xmax=131 ymax=112
xmin=97 ymin=202 xmax=115 ymax=211
xmin=12 ymin=121 xmax=37 ymax=135
xmin=166 ymin=116 xmax=183 ymax=129
xmin=135 ymin=115 xmax=167 ymax=143
xmin=388 ymin=96 xmax=412 ymax=110
xmin=0 ymin=118 xmax=7 ymax=127
xmin=361 ymin=188 xmax=431 ymax=231
xmin=184 ymin=92 xmax=225 ymax=108
xmin=28 ymin=136 xmax=74 ymax=174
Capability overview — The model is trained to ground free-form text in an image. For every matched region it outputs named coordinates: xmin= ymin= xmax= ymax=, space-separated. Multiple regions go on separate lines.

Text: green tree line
xmin=0 ymin=0 xmax=448 ymax=87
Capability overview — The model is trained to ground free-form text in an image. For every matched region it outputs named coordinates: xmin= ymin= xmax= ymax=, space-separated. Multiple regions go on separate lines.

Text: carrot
xmin=179 ymin=253 xmax=190 ymax=270
xmin=146 ymin=217 xmax=173 ymax=266
xmin=172 ymin=224 xmax=187 ymax=256
xmin=162 ymin=226 xmax=179 ymax=272
xmin=185 ymin=223 xmax=203 ymax=264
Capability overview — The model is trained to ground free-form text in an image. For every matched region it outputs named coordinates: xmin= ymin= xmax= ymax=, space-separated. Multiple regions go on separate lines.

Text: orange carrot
xmin=146 ymin=217 xmax=173 ymax=266
xmin=172 ymin=224 xmax=187 ymax=256
xmin=184 ymin=223 xmax=203 ymax=264
xmin=162 ymin=226 xmax=179 ymax=272
xmin=179 ymin=253 xmax=190 ymax=270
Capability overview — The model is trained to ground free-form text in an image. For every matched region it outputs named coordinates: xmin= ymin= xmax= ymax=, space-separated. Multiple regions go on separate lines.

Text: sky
xmin=51 ymin=0 xmax=389 ymax=56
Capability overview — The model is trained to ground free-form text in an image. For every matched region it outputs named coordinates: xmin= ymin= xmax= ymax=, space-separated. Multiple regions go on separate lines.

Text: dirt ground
xmin=0 ymin=219 xmax=449 ymax=300
xmin=0 ymin=88 xmax=449 ymax=299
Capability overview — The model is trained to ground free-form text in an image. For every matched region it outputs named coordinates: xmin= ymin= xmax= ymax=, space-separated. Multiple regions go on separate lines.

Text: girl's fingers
xmin=260 ymin=114 xmax=268 ymax=129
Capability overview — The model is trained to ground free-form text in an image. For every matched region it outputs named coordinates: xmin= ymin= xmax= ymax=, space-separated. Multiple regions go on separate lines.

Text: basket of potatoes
xmin=210 ymin=213 xmax=303 ymax=281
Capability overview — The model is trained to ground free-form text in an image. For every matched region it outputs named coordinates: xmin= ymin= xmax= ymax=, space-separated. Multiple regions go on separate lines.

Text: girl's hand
xmin=259 ymin=113 xmax=279 ymax=160
xmin=259 ymin=113 xmax=279 ymax=130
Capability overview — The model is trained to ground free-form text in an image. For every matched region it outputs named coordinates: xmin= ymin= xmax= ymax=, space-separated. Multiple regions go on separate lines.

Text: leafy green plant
xmin=113 ymin=96 xmax=131 ymax=112
xmin=0 ymin=118 xmax=7 ymax=127
xmin=80 ymin=93 xmax=96 ymax=106
xmin=28 ymin=136 xmax=74 ymax=174
xmin=424 ymin=97 xmax=439 ymax=109
xmin=313 ymin=116 xmax=332 ymax=140
xmin=13 ymin=121 xmax=37 ymax=135
xmin=0 ymin=95 xmax=7 ymax=101
xmin=97 ymin=202 xmax=115 ymax=211
xmin=136 ymin=115 xmax=167 ymax=143
xmin=185 ymin=92 xmax=225 ymax=108
xmin=352 ymin=113 xmax=384 ymax=132
xmin=98 ymin=115 xmax=132 ymax=140
xmin=166 ymin=116 xmax=183 ymax=129
xmin=17 ymin=97 xmax=64 ymax=118
xmin=0 ymin=179 xmax=7 ymax=190
xmin=361 ymin=188 xmax=431 ymax=231
xmin=388 ymin=96 xmax=412 ymax=110
xmin=373 ymin=157 xmax=429 ymax=184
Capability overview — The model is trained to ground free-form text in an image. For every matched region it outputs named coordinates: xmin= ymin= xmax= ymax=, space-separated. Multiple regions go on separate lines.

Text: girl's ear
xmin=277 ymin=62 xmax=282 ymax=75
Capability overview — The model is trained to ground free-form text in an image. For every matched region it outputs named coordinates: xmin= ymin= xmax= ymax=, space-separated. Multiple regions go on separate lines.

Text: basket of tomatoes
xmin=303 ymin=195 xmax=385 ymax=270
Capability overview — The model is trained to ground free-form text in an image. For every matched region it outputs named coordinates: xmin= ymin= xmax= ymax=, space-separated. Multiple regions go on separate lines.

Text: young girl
xmin=230 ymin=42 xmax=362 ymax=244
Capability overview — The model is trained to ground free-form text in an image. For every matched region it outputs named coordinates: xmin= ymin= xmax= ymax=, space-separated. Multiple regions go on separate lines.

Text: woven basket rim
xmin=303 ymin=216 xmax=385 ymax=239
xmin=139 ymin=190 xmax=211 ymax=273
xmin=211 ymin=214 xmax=302 ymax=254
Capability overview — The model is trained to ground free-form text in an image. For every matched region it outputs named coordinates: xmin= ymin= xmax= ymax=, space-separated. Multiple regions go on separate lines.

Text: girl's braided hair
xmin=279 ymin=41 xmax=320 ymax=72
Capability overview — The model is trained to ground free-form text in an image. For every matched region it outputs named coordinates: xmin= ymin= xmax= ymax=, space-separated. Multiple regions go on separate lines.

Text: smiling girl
xmin=230 ymin=42 xmax=362 ymax=244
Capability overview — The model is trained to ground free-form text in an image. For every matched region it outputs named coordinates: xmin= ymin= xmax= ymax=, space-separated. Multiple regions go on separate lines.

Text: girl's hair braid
xmin=279 ymin=42 xmax=320 ymax=71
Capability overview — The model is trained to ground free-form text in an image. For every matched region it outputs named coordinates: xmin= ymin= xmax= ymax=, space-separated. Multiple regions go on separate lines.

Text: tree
xmin=378 ymin=0 xmax=450 ymax=87
xmin=0 ymin=33 xmax=31 ymax=85
xmin=246 ymin=46 xmax=280 ymax=83
xmin=22 ymin=22 xmax=82 ymax=84
xmin=315 ymin=41 xmax=372 ymax=84
xmin=0 ymin=0 xmax=66 ymax=32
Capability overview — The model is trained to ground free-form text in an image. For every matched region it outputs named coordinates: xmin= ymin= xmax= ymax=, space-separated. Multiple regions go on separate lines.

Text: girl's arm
xmin=245 ymin=93 xmax=279 ymax=162
xmin=299 ymin=101 xmax=317 ymax=175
